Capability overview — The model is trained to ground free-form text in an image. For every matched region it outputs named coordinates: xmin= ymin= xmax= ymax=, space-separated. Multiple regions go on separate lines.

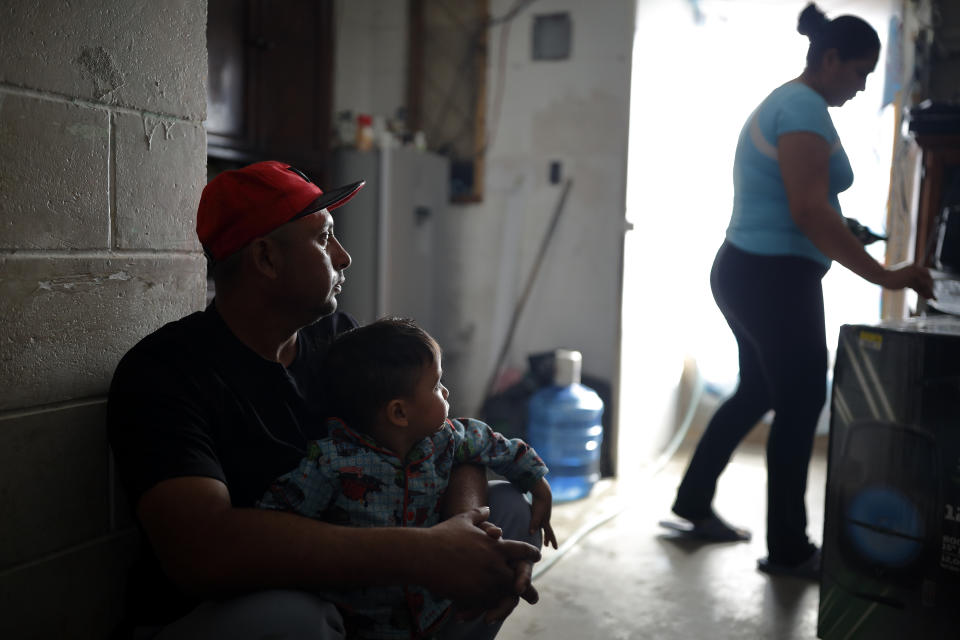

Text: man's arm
xmin=137 ymin=475 xmax=539 ymax=607
xmin=441 ymin=462 xmax=541 ymax=622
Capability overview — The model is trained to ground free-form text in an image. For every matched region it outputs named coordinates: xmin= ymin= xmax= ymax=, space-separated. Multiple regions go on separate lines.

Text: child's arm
xmin=448 ymin=418 xmax=557 ymax=548
xmin=448 ymin=418 xmax=546 ymax=490
xmin=257 ymin=440 xmax=335 ymax=518
xmin=528 ymin=477 xmax=558 ymax=549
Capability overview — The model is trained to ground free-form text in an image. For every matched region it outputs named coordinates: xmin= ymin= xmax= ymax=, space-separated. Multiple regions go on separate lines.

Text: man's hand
xmin=482 ymin=556 xmax=541 ymax=622
xmin=440 ymin=466 xmax=543 ymax=623
xmin=476 ymin=519 xmax=504 ymax=540
xmin=425 ymin=507 xmax=540 ymax=613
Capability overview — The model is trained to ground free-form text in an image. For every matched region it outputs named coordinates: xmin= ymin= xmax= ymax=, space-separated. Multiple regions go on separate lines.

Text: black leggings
xmin=673 ymin=241 xmax=828 ymax=564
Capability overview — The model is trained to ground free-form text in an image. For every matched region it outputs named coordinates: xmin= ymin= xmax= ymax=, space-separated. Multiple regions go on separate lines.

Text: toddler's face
xmin=406 ymin=356 xmax=450 ymax=440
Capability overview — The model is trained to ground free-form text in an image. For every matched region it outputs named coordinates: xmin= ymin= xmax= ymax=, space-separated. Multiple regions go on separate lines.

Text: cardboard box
xmin=819 ymin=317 xmax=960 ymax=639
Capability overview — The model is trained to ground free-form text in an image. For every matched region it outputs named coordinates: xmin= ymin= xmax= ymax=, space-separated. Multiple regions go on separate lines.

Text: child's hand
xmin=529 ymin=477 xmax=558 ymax=549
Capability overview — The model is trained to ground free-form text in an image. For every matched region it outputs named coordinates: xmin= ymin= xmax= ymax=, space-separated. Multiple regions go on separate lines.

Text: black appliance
xmin=819 ymin=320 xmax=960 ymax=639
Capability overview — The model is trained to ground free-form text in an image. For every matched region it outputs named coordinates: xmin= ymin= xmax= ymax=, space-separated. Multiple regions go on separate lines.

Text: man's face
xmin=273 ymin=208 xmax=351 ymax=320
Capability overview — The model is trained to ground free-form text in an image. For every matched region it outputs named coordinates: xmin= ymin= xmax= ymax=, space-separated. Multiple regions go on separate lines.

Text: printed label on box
xmin=942 ymin=532 xmax=960 ymax=573
xmin=858 ymin=330 xmax=884 ymax=351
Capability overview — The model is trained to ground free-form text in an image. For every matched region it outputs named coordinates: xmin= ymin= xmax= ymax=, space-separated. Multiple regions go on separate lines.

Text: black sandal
xmin=658 ymin=513 xmax=752 ymax=542
xmin=757 ymin=547 xmax=821 ymax=581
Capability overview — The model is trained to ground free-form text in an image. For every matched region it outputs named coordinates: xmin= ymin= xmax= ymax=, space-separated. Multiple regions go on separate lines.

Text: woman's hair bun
xmin=797 ymin=2 xmax=828 ymax=38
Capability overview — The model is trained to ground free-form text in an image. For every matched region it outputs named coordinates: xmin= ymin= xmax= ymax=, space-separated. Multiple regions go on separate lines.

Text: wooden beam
xmin=407 ymin=0 xmax=424 ymax=134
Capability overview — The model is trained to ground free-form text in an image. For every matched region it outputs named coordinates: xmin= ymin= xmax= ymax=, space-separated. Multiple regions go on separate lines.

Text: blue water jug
xmin=526 ymin=349 xmax=604 ymax=503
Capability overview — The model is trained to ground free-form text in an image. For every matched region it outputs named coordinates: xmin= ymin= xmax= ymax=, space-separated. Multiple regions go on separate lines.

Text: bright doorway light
xmin=620 ymin=0 xmax=897 ymax=471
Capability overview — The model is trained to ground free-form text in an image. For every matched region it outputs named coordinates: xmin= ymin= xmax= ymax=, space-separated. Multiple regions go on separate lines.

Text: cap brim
xmin=297 ymin=180 xmax=366 ymax=219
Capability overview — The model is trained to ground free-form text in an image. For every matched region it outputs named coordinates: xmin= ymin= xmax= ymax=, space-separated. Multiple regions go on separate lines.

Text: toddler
xmin=258 ymin=317 xmax=556 ymax=639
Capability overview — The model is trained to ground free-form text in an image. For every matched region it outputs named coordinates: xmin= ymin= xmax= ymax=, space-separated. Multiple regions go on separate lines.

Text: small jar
xmin=355 ymin=114 xmax=374 ymax=151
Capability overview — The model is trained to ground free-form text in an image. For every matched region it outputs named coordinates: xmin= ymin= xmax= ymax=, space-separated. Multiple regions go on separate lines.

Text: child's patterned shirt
xmin=258 ymin=416 xmax=548 ymax=639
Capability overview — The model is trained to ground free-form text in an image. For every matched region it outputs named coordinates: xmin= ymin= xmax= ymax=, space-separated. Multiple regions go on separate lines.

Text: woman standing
xmin=667 ymin=3 xmax=934 ymax=579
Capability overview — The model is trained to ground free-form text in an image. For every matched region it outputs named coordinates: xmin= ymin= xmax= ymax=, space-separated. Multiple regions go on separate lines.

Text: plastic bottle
xmin=526 ymin=350 xmax=605 ymax=503
xmin=355 ymin=114 xmax=374 ymax=151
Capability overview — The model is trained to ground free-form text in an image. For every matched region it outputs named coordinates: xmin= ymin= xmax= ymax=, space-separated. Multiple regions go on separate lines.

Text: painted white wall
xmin=332 ymin=0 xmax=634 ymax=419
xmin=441 ymin=0 xmax=634 ymax=416
xmin=333 ymin=0 xmax=408 ymax=123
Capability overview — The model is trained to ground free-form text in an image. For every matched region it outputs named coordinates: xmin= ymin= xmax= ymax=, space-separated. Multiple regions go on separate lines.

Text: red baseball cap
xmin=197 ymin=160 xmax=365 ymax=261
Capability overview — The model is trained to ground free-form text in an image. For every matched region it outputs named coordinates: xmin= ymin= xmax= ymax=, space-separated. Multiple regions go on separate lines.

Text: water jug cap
xmin=553 ymin=349 xmax=582 ymax=386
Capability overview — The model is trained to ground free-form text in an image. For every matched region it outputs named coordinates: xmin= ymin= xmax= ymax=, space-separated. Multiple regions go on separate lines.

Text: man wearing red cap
xmin=107 ymin=161 xmax=541 ymax=639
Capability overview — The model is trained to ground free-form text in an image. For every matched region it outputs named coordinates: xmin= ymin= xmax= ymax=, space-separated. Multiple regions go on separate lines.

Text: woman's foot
xmin=757 ymin=546 xmax=821 ymax=581
xmin=660 ymin=510 xmax=752 ymax=542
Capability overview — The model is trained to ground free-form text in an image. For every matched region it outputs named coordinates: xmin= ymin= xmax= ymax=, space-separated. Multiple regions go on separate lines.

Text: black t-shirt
xmin=106 ymin=304 xmax=357 ymax=628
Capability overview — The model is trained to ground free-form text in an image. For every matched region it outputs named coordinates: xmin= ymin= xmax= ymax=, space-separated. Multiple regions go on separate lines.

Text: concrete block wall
xmin=0 ymin=1 xmax=208 ymax=637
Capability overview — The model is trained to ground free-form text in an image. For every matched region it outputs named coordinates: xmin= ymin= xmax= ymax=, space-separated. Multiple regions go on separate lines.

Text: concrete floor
xmin=499 ymin=442 xmax=828 ymax=639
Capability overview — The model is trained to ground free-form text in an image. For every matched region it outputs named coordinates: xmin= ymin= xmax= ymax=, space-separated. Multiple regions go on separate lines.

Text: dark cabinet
xmin=912 ymin=134 xmax=960 ymax=268
xmin=908 ymin=103 xmax=960 ymax=268
xmin=206 ymin=0 xmax=334 ymax=181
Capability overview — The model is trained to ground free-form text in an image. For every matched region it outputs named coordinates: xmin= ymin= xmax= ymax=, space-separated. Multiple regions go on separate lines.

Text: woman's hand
xmin=878 ymin=262 xmax=935 ymax=300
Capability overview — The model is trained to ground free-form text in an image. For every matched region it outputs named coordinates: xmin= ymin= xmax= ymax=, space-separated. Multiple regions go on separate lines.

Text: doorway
xmin=619 ymin=0 xmax=899 ymax=474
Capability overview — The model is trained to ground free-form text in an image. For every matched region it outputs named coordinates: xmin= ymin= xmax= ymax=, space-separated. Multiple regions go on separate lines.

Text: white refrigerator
xmin=329 ymin=146 xmax=450 ymax=335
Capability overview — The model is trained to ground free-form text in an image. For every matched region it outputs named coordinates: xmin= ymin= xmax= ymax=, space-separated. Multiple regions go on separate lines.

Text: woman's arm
xmin=778 ymin=132 xmax=933 ymax=298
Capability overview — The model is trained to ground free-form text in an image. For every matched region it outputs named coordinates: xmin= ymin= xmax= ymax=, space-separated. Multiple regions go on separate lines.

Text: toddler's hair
xmin=322 ymin=317 xmax=441 ymax=431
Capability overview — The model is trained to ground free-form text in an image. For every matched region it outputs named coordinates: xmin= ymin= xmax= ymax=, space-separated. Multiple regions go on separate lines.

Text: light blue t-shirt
xmin=726 ymin=81 xmax=854 ymax=267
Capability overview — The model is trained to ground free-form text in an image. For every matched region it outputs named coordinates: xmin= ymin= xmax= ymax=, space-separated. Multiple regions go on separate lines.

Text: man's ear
xmin=249 ymin=237 xmax=282 ymax=279
xmin=386 ymin=398 xmax=409 ymax=427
